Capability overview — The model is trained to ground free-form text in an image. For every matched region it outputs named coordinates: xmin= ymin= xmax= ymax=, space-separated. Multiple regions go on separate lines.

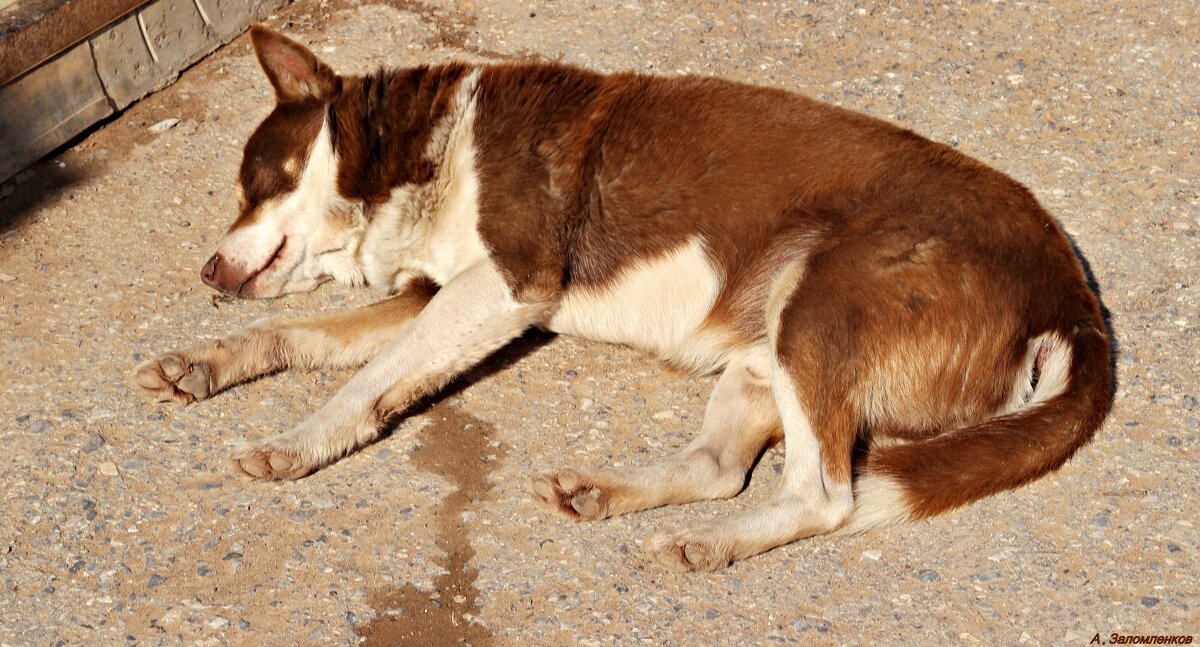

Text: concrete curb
xmin=0 ymin=0 xmax=287 ymax=182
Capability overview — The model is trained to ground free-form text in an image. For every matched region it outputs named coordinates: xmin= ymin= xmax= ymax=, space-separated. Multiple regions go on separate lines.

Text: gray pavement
xmin=0 ymin=0 xmax=1196 ymax=644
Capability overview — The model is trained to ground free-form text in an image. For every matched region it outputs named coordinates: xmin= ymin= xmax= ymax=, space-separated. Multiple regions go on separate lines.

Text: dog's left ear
xmin=249 ymin=24 xmax=339 ymax=103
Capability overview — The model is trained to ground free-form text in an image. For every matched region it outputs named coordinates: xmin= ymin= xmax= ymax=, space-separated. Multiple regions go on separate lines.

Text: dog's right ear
xmin=249 ymin=24 xmax=338 ymax=103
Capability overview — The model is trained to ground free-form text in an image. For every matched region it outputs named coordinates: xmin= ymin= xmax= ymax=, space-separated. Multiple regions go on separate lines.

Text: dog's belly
xmin=548 ymin=238 xmax=730 ymax=369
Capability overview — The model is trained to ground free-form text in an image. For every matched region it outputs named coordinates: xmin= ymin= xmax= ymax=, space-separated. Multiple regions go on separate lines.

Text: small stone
xmin=197 ymin=565 xmax=211 ymax=577
xmin=1141 ymin=596 xmax=1159 ymax=608
xmin=82 ymin=433 xmax=106 ymax=453
xmin=705 ymin=608 xmax=720 ymax=619
xmin=238 ymin=619 xmax=251 ymax=630
xmin=31 ymin=419 xmax=53 ymax=434
xmin=915 ymin=569 xmax=940 ymax=582
xmin=652 ymin=410 xmax=674 ymax=420
xmin=0 ymin=273 xmax=15 ymax=282
xmin=149 ymin=118 xmax=181 ymax=134
xmin=147 ymin=573 xmax=165 ymax=587
xmin=862 ymin=550 xmax=882 ymax=560
xmin=98 ymin=462 xmax=119 ymax=476
xmin=1166 ymin=543 xmax=1181 ymax=553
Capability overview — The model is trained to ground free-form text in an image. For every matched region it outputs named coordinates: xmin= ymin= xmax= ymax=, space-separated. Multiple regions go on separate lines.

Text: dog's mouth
xmin=235 ymin=236 xmax=287 ymax=296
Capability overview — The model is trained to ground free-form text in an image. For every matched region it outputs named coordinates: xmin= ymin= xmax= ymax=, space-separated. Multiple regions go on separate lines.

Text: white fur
xmin=358 ymin=69 xmax=486 ymax=291
xmin=549 ymin=237 xmax=728 ymax=372
xmin=764 ymin=259 xmax=806 ymax=344
xmin=248 ymin=260 xmax=549 ymax=465
xmin=771 ymin=366 xmax=855 ymax=530
xmin=833 ymin=473 xmax=911 ymax=535
xmin=1003 ymin=330 xmax=1073 ymax=413
xmin=218 ymin=119 xmax=365 ymax=297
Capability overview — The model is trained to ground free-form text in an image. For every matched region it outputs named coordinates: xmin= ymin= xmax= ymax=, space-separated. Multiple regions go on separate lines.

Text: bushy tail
xmin=837 ymin=323 xmax=1113 ymax=535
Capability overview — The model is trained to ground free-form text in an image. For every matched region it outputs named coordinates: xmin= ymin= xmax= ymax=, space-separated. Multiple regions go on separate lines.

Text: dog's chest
xmin=357 ymin=177 xmax=487 ymax=290
xmin=356 ymin=87 xmax=487 ymax=291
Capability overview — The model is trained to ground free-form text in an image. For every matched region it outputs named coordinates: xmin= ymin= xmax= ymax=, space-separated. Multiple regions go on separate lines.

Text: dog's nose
xmin=201 ymin=253 xmax=224 ymax=290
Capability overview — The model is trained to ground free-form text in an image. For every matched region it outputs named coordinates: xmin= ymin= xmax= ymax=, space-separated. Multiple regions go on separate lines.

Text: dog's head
xmin=202 ymin=25 xmax=363 ymax=298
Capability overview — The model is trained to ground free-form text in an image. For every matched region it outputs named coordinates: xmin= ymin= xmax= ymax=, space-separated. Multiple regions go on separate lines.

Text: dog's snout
xmin=201 ymin=253 xmax=225 ymax=290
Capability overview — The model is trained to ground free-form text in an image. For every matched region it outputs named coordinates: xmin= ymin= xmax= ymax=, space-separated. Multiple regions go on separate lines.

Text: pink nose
xmin=201 ymin=253 xmax=233 ymax=292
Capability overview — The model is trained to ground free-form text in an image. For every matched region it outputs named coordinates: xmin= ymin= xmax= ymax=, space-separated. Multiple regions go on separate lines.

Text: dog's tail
xmin=836 ymin=322 xmax=1112 ymax=535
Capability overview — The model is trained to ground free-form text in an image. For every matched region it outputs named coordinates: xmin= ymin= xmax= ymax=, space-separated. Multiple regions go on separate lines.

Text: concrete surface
xmin=1 ymin=0 xmax=1197 ymax=644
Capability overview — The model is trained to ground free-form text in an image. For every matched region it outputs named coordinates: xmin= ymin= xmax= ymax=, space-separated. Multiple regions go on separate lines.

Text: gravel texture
xmin=1 ymin=0 xmax=1197 ymax=644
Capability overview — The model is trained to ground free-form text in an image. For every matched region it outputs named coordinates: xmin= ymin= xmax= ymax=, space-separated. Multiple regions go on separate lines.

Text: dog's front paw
xmin=232 ymin=439 xmax=315 ymax=480
xmin=647 ymin=527 xmax=734 ymax=572
xmin=131 ymin=352 xmax=213 ymax=404
xmin=530 ymin=469 xmax=612 ymax=520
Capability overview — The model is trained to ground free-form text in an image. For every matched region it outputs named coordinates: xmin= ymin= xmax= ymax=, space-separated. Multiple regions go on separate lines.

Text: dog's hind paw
xmin=646 ymin=529 xmax=733 ymax=572
xmin=530 ymin=469 xmax=611 ymax=520
xmin=232 ymin=440 xmax=314 ymax=480
xmin=131 ymin=353 xmax=213 ymax=404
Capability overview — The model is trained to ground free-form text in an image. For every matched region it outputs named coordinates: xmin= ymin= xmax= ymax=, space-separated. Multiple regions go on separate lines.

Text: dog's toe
xmin=647 ymin=529 xmax=732 ymax=572
xmin=232 ymin=442 xmax=314 ymax=480
xmin=131 ymin=353 xmax=212 ymax=404
xmin=529 ymin=469 xmax=610 ymax=520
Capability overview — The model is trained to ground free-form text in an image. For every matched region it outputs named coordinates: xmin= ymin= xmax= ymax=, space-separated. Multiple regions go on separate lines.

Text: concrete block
xmin=89 ymin=13 xmax=167 ymax=109
xmin=0 ymin=43 xmax=112 ymax=181
xmin=205 ymin=0 xmax=256 ymax=41
xmin=138 ymin=0 xmax=219 ymax=72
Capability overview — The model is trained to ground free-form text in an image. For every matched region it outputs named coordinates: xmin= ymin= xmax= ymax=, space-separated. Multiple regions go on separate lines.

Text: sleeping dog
xmin=133 ymin=25 xmax=1111 ymax=570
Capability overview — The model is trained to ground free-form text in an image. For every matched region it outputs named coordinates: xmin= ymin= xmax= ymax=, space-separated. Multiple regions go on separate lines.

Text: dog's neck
xmin=330 ymin=63 xmax=475 ymax=208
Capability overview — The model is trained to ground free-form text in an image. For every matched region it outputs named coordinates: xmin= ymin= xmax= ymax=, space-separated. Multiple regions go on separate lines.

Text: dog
xmin=133 ymin=25 xmax=1112 ymax=571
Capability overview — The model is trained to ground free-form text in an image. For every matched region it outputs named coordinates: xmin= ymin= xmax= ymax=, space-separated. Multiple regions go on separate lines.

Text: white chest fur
xmin=356 ymin=70 xmax=487 ymax=292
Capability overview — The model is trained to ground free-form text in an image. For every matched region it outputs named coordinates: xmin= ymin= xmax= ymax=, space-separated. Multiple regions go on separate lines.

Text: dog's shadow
xmin=377 ymin=328 xmax=558 ymax=441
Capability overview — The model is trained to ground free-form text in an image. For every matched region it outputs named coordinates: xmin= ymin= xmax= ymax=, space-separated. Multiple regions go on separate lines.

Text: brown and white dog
xmin=133 ymin=25 xmax=1112 ymax=570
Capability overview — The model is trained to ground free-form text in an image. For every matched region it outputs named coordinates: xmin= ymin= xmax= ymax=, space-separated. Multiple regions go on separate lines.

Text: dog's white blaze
xmin=219 ymin=118 xmax=363 ymax=295
xmin=549 ymin=238 xmax=724 ymax=366
xmin=359 ymin=69 xmax=485 ymax=291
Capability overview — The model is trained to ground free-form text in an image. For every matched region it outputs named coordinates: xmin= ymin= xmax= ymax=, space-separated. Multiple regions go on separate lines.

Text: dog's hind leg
xmin=131 ymin=277 xmax=438 ymax=404
xmin=647 ymin=259 xmax=858 ymax=571
xmin=531 ymin=346 xmax=781 ymax=520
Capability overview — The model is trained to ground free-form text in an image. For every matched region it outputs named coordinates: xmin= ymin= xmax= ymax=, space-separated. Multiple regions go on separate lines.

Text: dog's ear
xmin=249 ymin=24 xmax=338 ymax=103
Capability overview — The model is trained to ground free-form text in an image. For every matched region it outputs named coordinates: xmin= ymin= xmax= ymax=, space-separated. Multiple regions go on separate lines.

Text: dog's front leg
xmin=132 ymin=277 xmax=439 ymax=404
xmin=231 ymin=262 xmax=550 ymax=480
